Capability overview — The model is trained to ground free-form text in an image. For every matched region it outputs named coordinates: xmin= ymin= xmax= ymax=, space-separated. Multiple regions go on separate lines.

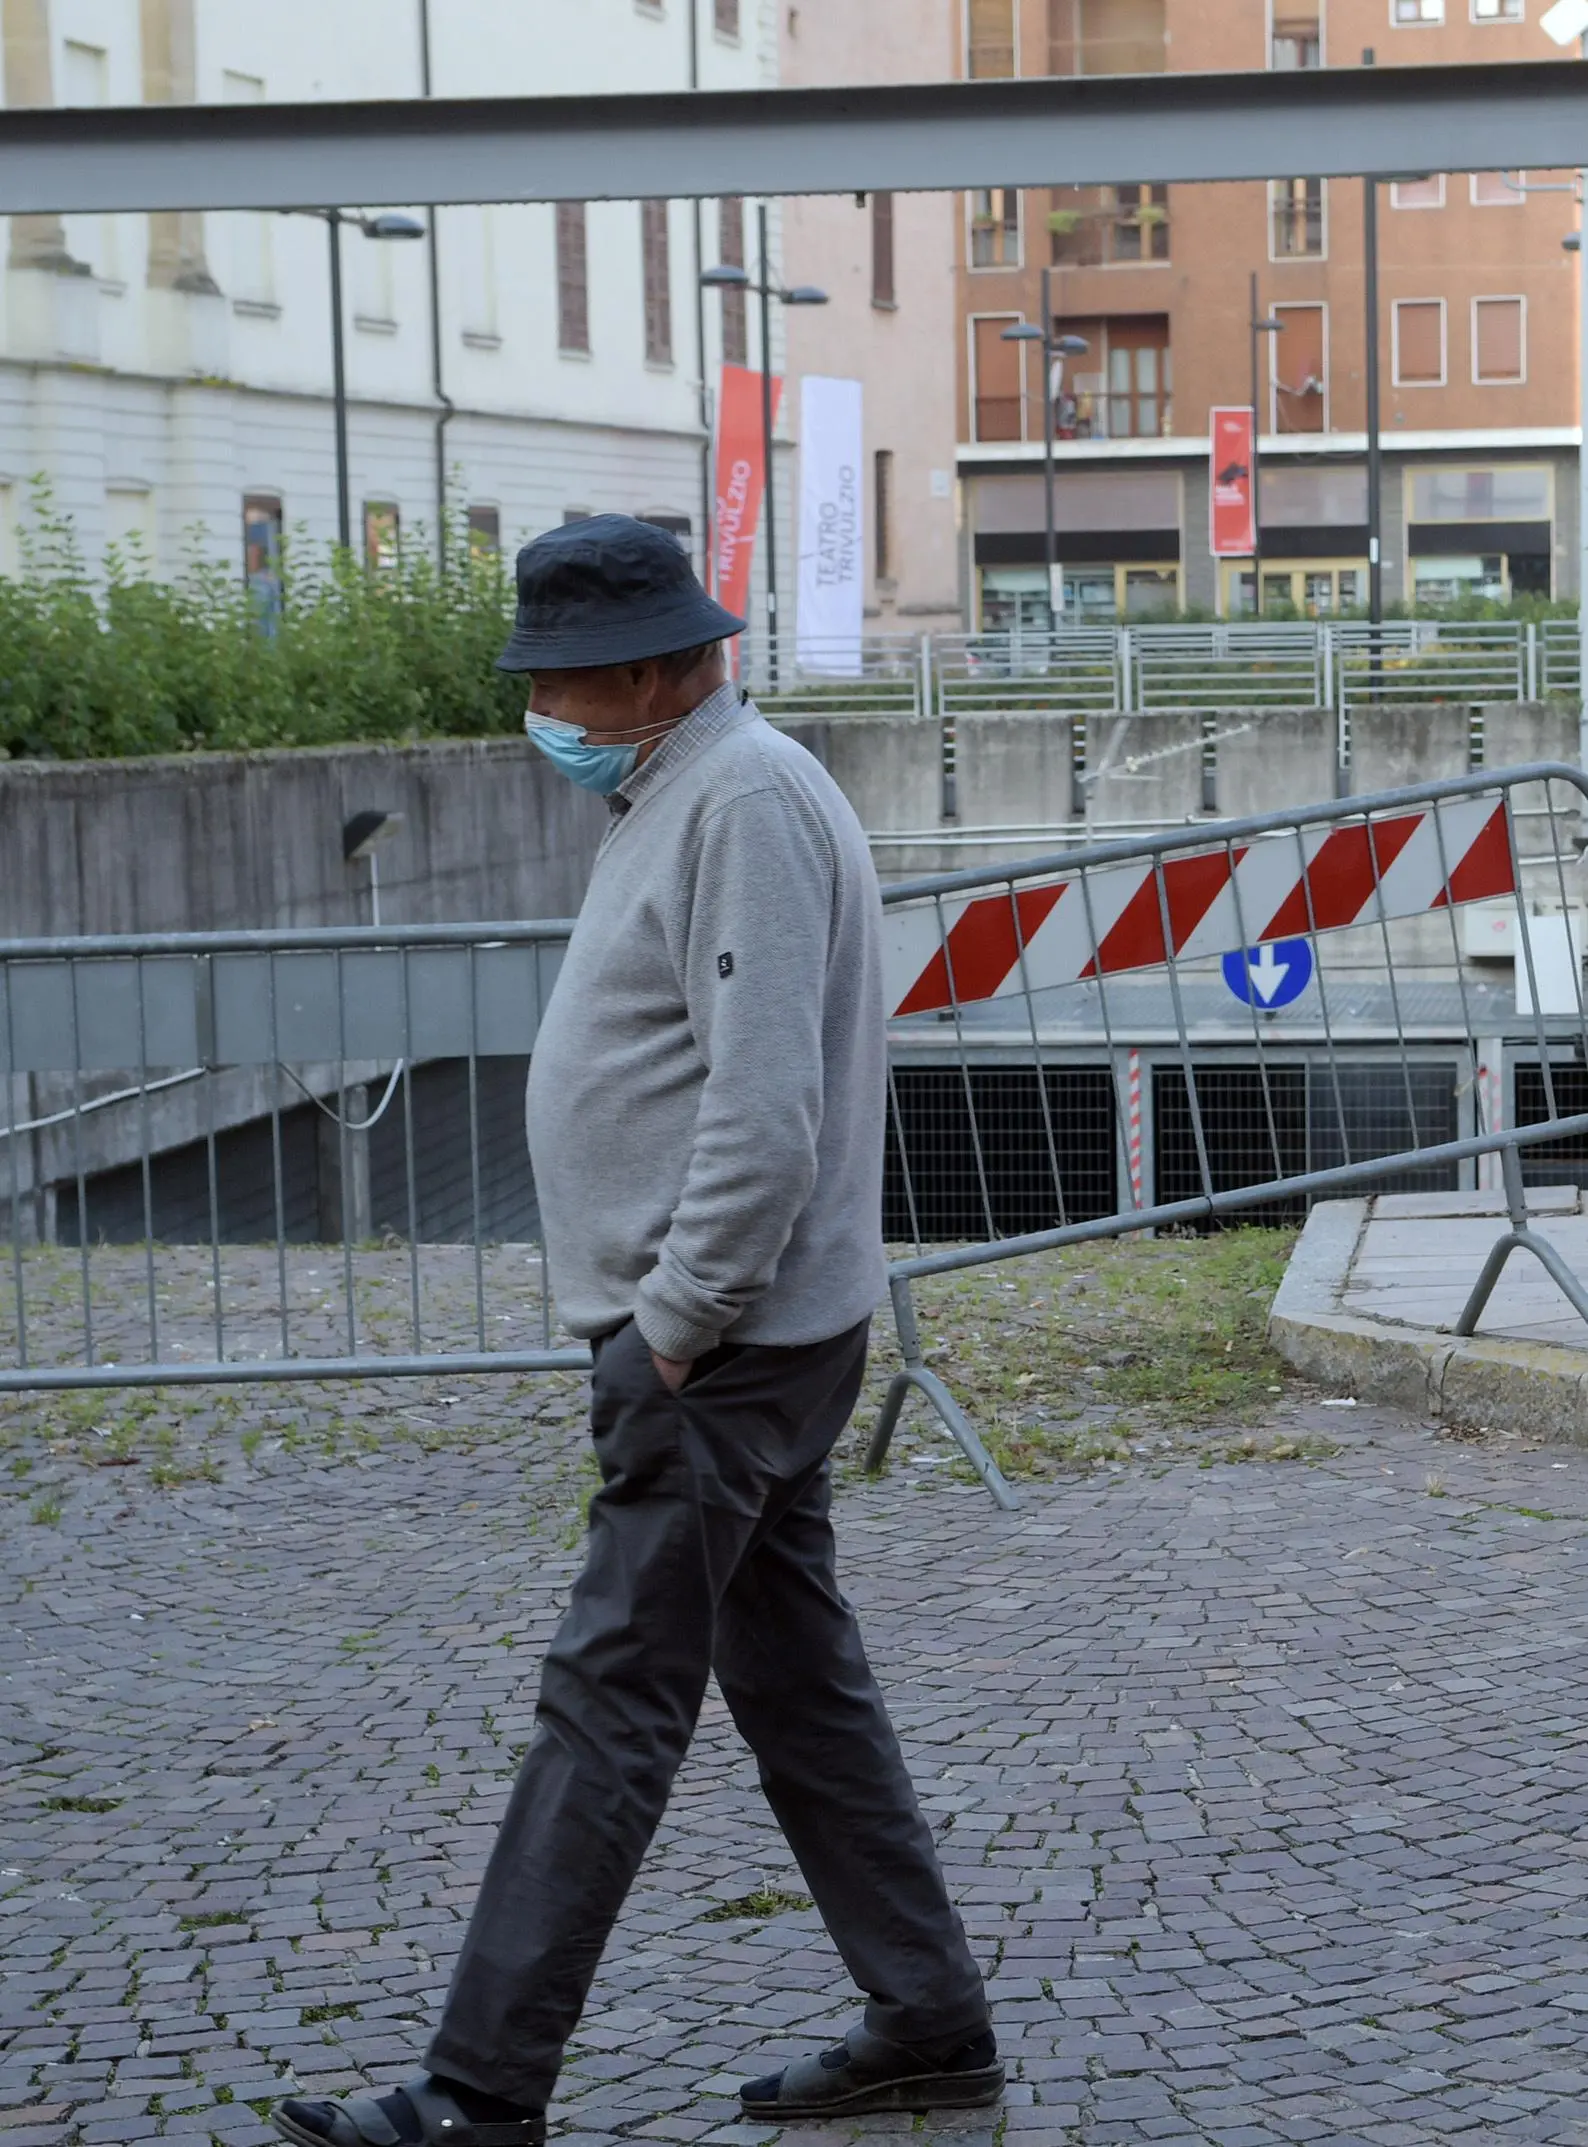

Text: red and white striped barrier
xmin=886 ymin=796 xmax=1513 ymax=1020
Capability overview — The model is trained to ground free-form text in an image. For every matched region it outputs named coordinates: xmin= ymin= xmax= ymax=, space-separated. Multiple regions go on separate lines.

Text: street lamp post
xmin=701 ymin=211 xmax=828 ymax=687
xmin=1541 ymin=0 xmax=1588 ymax=759
xmin=284 ymin=209 xmax=425 ymax=554
xmin=1249 ymin=273 xmax=1285 ymax=618
xmin=1001 ymin=278 xmax=1088 ymax=630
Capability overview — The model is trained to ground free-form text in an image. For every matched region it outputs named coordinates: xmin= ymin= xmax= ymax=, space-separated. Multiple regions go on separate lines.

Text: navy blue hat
xmin=495 ymin=514 xmax=747 ymax=672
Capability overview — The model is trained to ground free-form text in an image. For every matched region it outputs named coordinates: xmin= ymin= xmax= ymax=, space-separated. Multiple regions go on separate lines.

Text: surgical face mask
xmin=522 ymin=709 xmax=680 ymax=795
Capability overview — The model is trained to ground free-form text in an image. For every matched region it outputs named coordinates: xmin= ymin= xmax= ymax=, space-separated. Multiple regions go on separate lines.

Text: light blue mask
xmin=523 ymin=716 xmax=639 ymax=796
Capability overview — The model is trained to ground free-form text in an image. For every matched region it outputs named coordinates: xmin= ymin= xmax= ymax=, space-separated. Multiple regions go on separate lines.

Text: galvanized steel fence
xmin=0 ymin=922 xmax=587 ymax=1389
xmin=740 ymin=620 xmax=1585 ymax=723
xmin=6 ymin=771 xmax=1588 ymax=1517
xmin=872 ymin=762 xmax=1588 ymax=1508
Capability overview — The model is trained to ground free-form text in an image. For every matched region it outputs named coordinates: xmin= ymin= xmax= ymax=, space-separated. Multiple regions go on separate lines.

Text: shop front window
xmin=1412 ymin=554 xmax=1506 ymax=606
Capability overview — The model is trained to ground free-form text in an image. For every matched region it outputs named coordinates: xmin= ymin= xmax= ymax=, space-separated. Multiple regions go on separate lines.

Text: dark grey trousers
xmin=425 ymin=1315 xmax=989 ymax=2108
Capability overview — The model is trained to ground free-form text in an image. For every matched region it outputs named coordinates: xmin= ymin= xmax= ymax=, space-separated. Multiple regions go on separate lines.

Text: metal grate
xmin=1154 ymin=1065 xmax=1308 ymax=1226
xmin=884 ymin=1066 xmax=1116 ymax=1241
xmin=1516 ymin=1064 xmax=1588 ymax=1188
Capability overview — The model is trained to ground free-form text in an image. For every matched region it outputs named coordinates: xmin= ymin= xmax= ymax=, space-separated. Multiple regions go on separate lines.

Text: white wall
xmin=0 ymin=0 xmax=778 ymax=584
xmin=780 ymin=0 xmax=962 ymax=635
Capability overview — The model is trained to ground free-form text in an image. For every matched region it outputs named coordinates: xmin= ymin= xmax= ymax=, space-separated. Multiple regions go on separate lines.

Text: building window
xmin=556 ymin=201 xmax=589 ymax=354
xmin=243 ymin=494 xmax=283 ymax=627
xmin=718 ymin=199 xmax=748 ymax=366
xmin=1271 ymin=10 xmax=1323 ymax=66
xmin=970 ymin=187 xmax=1021 ymax=268
xmin=1473 ymin=295 xmax=1525 ymax=383
xmin=874 ymin=450 xmax=894 ymax=583
xmin=872 ymin=191 xmax=896 ymax=307
xmin=467 ymin=505 xmax=501 ymax=559
xmin=1471 ymin=170 xmax=1525 ymax=204
xmin=967 ymin=0 xmax=1016 ymax=76
xmin=1048 ymin=0 xmax=1167 ymax=73
xmin=715 ymin=0 xmax=740 ymax=29
xmin=364 ymin=501 xmax=401 ymax=571
xmin=972 ymin=313 xmax=1024 ymax=440
xmin=1472 ymin=0 xmax=1521 ymax=17
xmin=1089 ymin=316 xmax=1171 ymax=437
xmin=1392 ymin=0 xmax=1443 ymax=20
xmin=1393 ymin=298 xmax=1446 ymax=385
xmin=1272 ymin=302 xmax=1327 ymax=432
xmin=1270 ymin=177 xmax=1325 ymax=257
xmin=642 ymin=199 xmax=672 ymax=364
xmin=1048 ymin=183 xmax=1169 ymax=266
xmin=1390 ymin=173 xmax=1445 ymax=209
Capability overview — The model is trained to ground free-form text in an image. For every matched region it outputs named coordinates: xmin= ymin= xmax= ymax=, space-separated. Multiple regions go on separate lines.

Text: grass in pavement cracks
xmin=861 ymin=1228 xmax=1335 ymax=1482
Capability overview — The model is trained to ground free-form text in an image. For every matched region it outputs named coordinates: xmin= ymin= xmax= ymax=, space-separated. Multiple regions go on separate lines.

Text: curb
xmin=1268 ymin=1196 xmax=1588 ymax=1444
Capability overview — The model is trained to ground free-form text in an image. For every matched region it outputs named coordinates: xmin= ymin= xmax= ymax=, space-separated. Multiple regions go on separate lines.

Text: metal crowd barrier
xmin=0 ymin=922 xmax=589 ymax=1389
xmin=8 ymin=770 xmax=1588 ymax=1510
xmin=871 ymin=762 xmax=1588 ymax=1508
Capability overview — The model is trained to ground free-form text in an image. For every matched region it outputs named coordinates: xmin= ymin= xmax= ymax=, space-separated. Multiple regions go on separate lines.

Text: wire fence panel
xmin=1334 ymin=621 xmax=1527 ymax=710
xmin=0 ymin=923 xmax=587 ymax=1390
xmin=744 ymin=622 xmax=1576 ymax=732
xmin=871 ymin=762 xmax=1588 ymax=1506
xmin=1131 ymin=622 xmax=1325 ymax=710
xmin=739 ymin=634 xmax=926 ymax=718
xmin=1542 ymin=619 xmax=1582 ymax=703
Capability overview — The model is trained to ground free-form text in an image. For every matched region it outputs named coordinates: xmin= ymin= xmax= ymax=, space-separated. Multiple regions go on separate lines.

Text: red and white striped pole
xmin=1127 ymin=1049 xmax=1145 ymax=1210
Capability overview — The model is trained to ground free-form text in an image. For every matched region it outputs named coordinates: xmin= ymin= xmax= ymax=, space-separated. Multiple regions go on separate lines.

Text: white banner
xmin=796 ymin=375 xmax=864 ymax=677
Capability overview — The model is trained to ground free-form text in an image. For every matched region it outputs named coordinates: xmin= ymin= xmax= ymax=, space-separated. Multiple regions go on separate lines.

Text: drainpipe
xmin=689 ymin=0 xmax=713 ymax=582
xmin=419 ymin=0 xmax=455 ymax=573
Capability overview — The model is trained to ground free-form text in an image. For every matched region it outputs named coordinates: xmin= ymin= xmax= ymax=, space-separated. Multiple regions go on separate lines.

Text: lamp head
xmin=701 ymin=263 xmax=752 ymax=288
xmin=359 ymin=213 xmax=425 ymax=241
xmin=1000 ymin=323 xmax=1044 ymax=343
xmin=781 ymin=284 xmax=829 ymax=305
xmin=1053 ymin=333 xmax=1090 ymax=355
xmin=343 ymin=810 xmax=404 ymax=862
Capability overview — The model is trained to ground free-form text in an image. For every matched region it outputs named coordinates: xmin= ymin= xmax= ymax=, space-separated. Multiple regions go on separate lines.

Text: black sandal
xmin=740 ymin=2024 xmax=1004 ymax=2118
xmin=272 ymin=2074 xmax=546 ymax=2147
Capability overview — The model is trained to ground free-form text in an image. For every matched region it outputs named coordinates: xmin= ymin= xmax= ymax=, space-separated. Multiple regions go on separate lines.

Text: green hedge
xmin=0 ymin=487 xmax=523 ymax=761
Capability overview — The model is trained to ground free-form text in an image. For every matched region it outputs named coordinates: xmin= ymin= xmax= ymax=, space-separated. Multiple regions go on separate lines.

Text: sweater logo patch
xmin=717 ymin=952 xmax=735 ymax=979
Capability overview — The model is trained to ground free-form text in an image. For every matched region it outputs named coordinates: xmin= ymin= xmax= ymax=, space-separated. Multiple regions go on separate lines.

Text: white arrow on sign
xmin=1248 ymin=944 xmax=1291 ymax=1004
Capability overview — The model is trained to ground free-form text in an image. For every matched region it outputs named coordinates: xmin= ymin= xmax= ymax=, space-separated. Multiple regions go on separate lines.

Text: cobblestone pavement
xmin=6 ymin=1382 xmax=1588 ymax=2147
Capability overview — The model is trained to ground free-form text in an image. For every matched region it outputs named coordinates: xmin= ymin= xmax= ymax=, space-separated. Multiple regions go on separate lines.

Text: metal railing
xmin=8 ymin=769 xmax=1588 ymax=1496
xmin=0 ymin=922 xmax=585 ymax=1389
xmin=742 ymin=620 xmax=1584 ymax=724
xmin=871 ymin=762 xmax=1588 ymax=1508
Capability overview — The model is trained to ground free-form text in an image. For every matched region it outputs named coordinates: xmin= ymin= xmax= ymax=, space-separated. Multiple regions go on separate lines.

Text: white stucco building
xmin=781 ymin=0 xmax=961 ymax=638
xmin=0 ymin=0 xmax=777 ymax=592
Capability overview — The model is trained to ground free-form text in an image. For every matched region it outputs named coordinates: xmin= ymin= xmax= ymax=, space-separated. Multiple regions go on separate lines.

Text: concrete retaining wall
xmin=0 ymin=736 xmax=607 ymax=941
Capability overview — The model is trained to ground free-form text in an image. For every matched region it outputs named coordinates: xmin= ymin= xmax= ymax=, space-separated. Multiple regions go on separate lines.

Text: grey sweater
xmin=525 ymin=682 xmax=889 ymax=1362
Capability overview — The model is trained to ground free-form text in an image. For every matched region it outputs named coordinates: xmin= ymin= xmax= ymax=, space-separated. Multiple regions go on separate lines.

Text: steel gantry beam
xmin=0 ymin=62 xmax=1584 ymax=216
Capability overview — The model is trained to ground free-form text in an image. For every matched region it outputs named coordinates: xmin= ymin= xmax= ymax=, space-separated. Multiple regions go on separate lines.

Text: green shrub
xmin=0 ymin=482 xmax=523 ymax=760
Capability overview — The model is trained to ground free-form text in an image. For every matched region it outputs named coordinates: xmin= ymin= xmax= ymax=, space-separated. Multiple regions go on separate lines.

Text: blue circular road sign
xmin=1221 ymin=938 xmax=1314 ymax=1010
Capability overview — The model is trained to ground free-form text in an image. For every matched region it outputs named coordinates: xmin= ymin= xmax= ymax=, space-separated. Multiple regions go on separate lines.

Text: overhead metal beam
xmin=0 ymin=62 xmax=1583 ymax=217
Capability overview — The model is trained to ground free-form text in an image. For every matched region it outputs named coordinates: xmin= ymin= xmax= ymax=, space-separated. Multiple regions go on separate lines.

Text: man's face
xmin=526 ymin=663 xmax=660 ymax=744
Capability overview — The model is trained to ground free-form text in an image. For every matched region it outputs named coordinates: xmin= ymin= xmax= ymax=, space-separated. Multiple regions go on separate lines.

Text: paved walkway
xmin=7 ymin=1385 xmax=1588 ymax=2147
xmin=1339 ymin=1189 xmax=1588 ymax=1350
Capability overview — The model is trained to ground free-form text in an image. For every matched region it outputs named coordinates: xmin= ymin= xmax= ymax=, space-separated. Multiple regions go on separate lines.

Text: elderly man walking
xmin=274 ymin=518 xmax=998 ymax=2147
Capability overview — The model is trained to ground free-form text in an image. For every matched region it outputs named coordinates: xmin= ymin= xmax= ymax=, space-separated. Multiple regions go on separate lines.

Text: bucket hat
xmin=495 ymin=514 xmax=747 ymax=672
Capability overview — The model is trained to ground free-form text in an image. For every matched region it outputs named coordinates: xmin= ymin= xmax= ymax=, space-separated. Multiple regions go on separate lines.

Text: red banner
xmin=1209 ymin=407 xmax=1256 ymax=559
xmin=712 ymin=364 xmax=781 ymax=625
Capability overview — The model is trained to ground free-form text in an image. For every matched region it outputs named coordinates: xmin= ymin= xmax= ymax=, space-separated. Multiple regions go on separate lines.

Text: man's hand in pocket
xmin=650 ymin=1350 xmax=693 ymax=1393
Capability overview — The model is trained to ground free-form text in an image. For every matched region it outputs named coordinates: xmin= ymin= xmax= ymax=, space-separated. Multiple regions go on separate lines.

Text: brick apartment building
xmin=958 ymin=0 xmax=1581 ymax=629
